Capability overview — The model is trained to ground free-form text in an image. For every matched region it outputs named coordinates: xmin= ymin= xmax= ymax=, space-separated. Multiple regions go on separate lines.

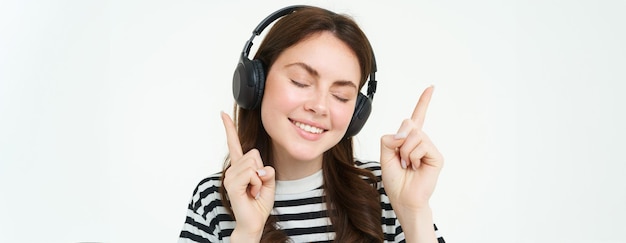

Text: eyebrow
xmin=286 ymin=62 xmax=319 ymax=78
xmin=285 ymin=62 xmax=358 ymax=90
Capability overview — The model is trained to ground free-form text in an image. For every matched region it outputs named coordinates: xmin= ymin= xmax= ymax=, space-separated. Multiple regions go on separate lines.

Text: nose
xmin=304 ymin=91 xmax=329 ymax=116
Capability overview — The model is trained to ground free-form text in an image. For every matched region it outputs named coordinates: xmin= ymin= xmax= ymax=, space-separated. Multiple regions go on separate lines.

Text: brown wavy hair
xmin=219 ymin=6 xmax=383 ymax=242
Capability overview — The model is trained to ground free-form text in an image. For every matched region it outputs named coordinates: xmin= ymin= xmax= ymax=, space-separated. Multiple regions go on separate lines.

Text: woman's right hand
xmin=221 ymin=112 xmax=276 ymax=241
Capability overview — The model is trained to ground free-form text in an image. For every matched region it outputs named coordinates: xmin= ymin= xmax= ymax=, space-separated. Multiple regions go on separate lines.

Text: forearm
xmin=396 ymin=206 xmax=437 ymax=243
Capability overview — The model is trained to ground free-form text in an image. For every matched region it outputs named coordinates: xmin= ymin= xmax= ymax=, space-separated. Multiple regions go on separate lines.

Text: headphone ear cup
xmin=345 ymin=93 xmax=372 ymax=137
xmin=232 ymin=57 xmax=266 ymax=109
xmin=250 ymin=59 xmax=266 ymax=109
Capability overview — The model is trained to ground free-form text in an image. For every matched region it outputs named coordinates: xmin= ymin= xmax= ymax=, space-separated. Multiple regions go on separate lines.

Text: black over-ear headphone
xmin=232 ymin=5 xmax=378 ymax=137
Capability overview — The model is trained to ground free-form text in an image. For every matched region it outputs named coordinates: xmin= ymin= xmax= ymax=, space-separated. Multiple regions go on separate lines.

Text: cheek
xmin=263 ymin=73 xmax=284 ymax=105
xmin=261 ymin=75 xmax=303 ymax=120
xmin=331 ymin=103 xmax=356 ymax=128
xmin=263 ymin=82 xmax=300 ymax=110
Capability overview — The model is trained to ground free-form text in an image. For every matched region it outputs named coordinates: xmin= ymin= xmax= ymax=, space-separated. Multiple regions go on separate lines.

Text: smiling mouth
xmin=291 ymin=119 xmax=326 ymax=134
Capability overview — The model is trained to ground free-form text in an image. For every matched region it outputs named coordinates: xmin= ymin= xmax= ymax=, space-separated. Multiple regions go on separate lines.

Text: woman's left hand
xmin=380 ymin=86 xmax=444 ymax=213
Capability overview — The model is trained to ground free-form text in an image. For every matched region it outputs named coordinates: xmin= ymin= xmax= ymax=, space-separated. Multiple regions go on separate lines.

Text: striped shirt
xmin=179 ymin=161 xmax=445 ymax=242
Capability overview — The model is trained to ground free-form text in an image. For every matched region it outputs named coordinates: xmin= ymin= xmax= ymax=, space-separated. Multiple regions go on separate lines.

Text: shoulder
xmin=187 ymin=172 xmax=224 ymax=217
xmin=180 ymin=172 xmax=231 ymax=242
xmin=354 ymin=160 xmax=385 ymax=192
xmin=355 ymin=160 xmax=382 ymax=177
xmin=192 ymin=172 xmax=223 ymax=198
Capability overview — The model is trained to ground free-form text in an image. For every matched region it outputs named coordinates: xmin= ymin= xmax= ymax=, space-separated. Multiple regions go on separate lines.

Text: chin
xmin=282 ymin=139 xmax=337 ymax=162
xmin=287 ymin=147 xmax=327 ymax=162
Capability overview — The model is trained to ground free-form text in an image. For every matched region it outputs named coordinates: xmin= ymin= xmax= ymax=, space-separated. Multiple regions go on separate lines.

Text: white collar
xmin=275 ymin=169 xmax=323 ymax=195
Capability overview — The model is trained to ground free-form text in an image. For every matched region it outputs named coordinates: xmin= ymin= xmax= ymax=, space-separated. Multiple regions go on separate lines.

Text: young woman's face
xmin=261 ymin=31 xmax=361 ymax=163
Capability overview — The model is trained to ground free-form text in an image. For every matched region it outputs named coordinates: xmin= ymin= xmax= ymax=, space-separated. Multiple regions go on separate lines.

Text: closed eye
xmin=291 ymin=80 xmax=308 ymax=88
xmin=333 ymin=94 xmax=350 ymax=103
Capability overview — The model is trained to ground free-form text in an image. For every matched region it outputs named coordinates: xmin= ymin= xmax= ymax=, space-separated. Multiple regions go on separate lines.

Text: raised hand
xmin=380 ymin=86 xmax=444 ymax=213
xmin=220 ymin=112 xmax=276 ymax=240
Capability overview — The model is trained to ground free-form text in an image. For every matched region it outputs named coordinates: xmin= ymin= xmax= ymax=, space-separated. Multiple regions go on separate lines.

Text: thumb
xmin=258 ymin=166 xmax=276 ymax=195
xmin=380 ymin=133 xmax=405 ymax=166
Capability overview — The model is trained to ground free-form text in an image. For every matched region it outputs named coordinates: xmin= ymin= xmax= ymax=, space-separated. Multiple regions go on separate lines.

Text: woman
xmin=180 ymin=5 xmax=445 ymax=243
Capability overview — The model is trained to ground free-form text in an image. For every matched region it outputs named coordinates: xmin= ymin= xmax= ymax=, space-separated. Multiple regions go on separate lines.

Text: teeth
xmin=293 ymin=121 xmax=324 ymax=134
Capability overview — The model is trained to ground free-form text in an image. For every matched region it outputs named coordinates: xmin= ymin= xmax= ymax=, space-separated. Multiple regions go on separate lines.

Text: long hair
xmin=219 ymin=6 xmax=383 ymax=242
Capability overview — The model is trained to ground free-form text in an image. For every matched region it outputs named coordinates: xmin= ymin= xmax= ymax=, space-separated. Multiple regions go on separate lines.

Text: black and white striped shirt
xmin=179 ymin=161 xmax=445 ymax=242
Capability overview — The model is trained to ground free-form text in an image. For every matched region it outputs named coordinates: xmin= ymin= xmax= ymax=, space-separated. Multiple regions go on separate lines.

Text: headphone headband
xmin=242 ymin=5 xmax=307 ymax=58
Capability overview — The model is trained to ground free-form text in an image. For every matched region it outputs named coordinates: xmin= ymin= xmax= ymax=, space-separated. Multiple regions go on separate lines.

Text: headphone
xmin=232 ymin=5 xmax=378 ymax=137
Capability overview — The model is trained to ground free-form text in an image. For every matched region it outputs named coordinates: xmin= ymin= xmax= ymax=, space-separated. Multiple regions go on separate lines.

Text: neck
xmin=272 ymin=152 xmax=323 ymax=181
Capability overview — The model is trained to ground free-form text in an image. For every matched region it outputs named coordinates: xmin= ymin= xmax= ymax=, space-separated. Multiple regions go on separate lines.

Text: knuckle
xmin=410 ymin=148 xmax=425 ymax=159
xmin=399 ymin=145 xmax=412 ymax=157
xmin=401 ymin=118 xmax=414 ymax=127
xmin=410 ymin=129 xmax=422 ymax=139
xmin=245 ymin=166 xmax=258 ymax=175
xmin=248 ymin=148 xmax=261 ymax=157
xmin=380 ymin=135 xmax=391 ymax=144
xmin=223 ymin=171 xmax=234 ymax=187
xmin=224 ymin=165 xmax=235 ymax=177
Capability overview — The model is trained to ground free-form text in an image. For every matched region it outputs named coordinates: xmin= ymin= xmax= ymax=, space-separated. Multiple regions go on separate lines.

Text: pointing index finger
xmin=411 ymin=85 xmax=435 ymax=129
xmin=221 ymin=111 xmax=243 ymax=161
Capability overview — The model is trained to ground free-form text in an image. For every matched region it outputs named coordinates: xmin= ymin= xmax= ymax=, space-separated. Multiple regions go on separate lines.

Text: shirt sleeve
xmin=178 ymin=176 xmax=223 ymax=243
xmin=179 ymin=202 xmax=219 ymax=243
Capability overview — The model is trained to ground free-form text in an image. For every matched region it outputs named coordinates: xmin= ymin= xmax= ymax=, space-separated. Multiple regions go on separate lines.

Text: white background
xmin=1 ymin=0 xmax=625 ymax=242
